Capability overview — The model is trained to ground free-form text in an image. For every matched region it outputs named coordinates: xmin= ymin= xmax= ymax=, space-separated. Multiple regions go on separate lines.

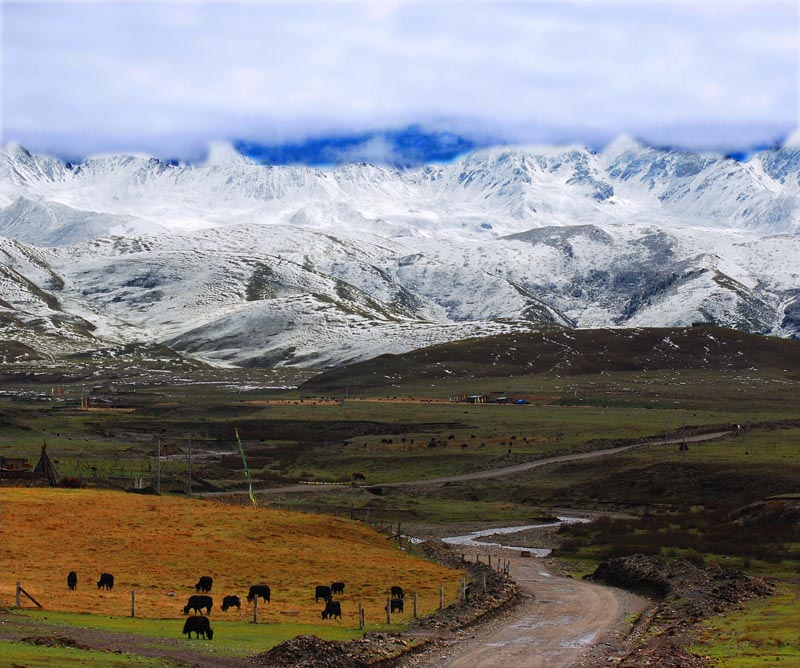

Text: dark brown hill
xmin=301 ymin=326 xmax=800 ymax=392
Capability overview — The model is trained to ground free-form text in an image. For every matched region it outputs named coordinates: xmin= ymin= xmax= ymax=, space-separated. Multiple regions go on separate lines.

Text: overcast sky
xmin=1 ymin=0 xmax=798 ymax=160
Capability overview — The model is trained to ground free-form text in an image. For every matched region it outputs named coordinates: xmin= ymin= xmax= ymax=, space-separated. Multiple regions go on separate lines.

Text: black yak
xmin=246 ymin=585 xmax=270 ymax=604
xmin=321 ymin=600 xmax=341 ymax=619
xmin=221 ymin=595 xmax=241 ymax=612
xmin=183 ymin=595 xmax=213 ymax=615
xmin=315 ymin=585 xmax=332 ymax=602
xmin=195 ymin=576 xmax=213 ymax=593
xmin=182 ymin=615 xmax=213 ymax=639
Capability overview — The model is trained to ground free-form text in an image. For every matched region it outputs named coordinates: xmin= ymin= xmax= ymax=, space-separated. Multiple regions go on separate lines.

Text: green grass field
xmin=5 ymin=609 xmax=371 ymax=657
xmin=691 ymin=587 xmax=800 ymax=667
xmin=0 ymin=640 xmax=169 ymax=668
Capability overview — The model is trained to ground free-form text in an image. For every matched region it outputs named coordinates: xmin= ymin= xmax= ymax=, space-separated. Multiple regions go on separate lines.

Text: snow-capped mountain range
xmin=0 ymin=138 xmax=798 ymax=367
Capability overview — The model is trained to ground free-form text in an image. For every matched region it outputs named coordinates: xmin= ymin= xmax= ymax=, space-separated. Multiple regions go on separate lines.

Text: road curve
xmin=397 ymin=558 xmax=643 ymax=668
xmin=199 ymin=431 xmax=730 ymax=497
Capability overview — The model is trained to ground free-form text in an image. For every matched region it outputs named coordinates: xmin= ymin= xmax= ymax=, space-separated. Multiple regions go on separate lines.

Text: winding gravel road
xmin=398 ymin=558 xmax=644 ymax=668
xmin=201 ymin=430 xmax=730 ymax=497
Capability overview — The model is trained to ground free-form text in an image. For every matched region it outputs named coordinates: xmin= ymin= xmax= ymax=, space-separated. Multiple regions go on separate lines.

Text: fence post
xmin=131 ymin=591 xmax=136 ymax=617
xmin=413 ymin=591 xmax=418 ymax=618
xmin=15 ymin=582 xmax=20 ymax=607
xmin=360 ymin=605 xmax=365 ymax=629
xmin=253 ymin=596 xmax=258 ymax=624
xmin=461 ymin=578 xmax=466 ymax=602
xmin=439 ymin=584 xmax=444 ymax=610
xmin=386 ymin=598 xmax=391 ymax=624
xmin=488 ymin=554 xmax=492 ymax=567
xmin=358 ymin=602 xmax=364 ymax=629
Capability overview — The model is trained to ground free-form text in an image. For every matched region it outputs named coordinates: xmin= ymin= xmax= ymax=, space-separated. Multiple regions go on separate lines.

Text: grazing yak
xmin=246 ymin=585 xmax=270 ymax=604
xmin=321 ymin=600 xmax=341 ymax=620
xmin=221 ymin=595 xmax=241 ymax=612
xmin=315 ymin=585 xmax=332 ymax=602
xmin=183 ymin=595 xmax=213 ymax=615
xmin=195 ymin=576 xmax=213 ymax=593
xmin=67 ymin=571 xmax=77 ymax=590
xmin=330 ymin=581 xmax=345 ymax=595
xmin=390 ymin=585 xmax=404 ymax=599
xmin=387 ymin=598 xmax=404 ymax=613
xmin=97 ymin=573 xmax=114 ymax=590
xmin=182 ymin=615 xmax=213 ymax=640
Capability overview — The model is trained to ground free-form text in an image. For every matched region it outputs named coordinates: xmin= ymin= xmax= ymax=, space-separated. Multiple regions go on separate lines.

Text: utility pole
xmin=680 ymin=415 xmax=687 ymax=462
xmin=188 ymin=438 xmax=193 ymax=498
xmin=156 ymin=438 xmax=161 ymax=495
xmin=745 ymin=418 xmax=750 ymax=456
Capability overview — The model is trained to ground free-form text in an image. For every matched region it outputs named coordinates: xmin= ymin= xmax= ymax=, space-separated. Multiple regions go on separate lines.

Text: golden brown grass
xmin=0 ymin=488 xmax=462 ymax=626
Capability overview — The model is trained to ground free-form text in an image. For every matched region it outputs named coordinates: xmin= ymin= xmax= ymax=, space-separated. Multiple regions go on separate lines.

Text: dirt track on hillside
xmin=201 ymin=431 xmax=731 ymax=497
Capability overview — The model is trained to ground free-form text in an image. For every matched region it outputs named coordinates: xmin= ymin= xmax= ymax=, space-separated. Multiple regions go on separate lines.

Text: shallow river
xmin=440 ymin=517 xmax=589 ymax=556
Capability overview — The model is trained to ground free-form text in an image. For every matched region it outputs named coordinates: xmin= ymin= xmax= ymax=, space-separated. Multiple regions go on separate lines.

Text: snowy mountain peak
xmin=602 ymin=134 xmax=646 ymax=161
xmin=783 ymin=129 xmax=800 ymax=149
xmin=0 ymin=139 xmax=799 ymax=366
xmin=201 ymin=141 xmax=254 ymax=168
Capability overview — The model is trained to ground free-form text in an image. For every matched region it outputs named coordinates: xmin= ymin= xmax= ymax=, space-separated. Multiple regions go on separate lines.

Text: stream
xmin=440 ymin=516 xmax=589 ymax=556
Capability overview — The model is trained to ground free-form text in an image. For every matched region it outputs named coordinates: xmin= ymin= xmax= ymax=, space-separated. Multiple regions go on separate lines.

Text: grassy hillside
xmin=302 ymin=326 xmax=800 ymax=393
xmin=0 ymin=489 xmax=462 ymax=625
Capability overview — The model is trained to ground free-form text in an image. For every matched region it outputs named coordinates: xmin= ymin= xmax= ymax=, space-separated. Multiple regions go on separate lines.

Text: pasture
xmin=0 ymin=488 xmax=463 ymax=626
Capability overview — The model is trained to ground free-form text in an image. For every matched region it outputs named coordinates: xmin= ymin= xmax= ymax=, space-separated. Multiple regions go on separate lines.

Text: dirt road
xmin=201 ymin=431 xmax=730 ymax=497
xmin=381 ymin=431 xmax=730 ymax=489
xmin=400 ymin=558 xmax=646 ymax=668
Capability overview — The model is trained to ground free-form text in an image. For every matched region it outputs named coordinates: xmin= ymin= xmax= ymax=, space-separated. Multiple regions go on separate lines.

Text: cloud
xmin=1 ymin=1 xmax=797 ymax=159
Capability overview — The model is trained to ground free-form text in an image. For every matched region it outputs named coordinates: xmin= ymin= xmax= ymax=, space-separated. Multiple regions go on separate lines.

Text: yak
xmin=182 ymin=615 xmax=213 ymax=640
xmin=330 ymin=581 xmax=345 ymax=595
xmin=221 ymin=595 xmax=241 ymax=612
xmin=390 ymin=585 xmax=404 ymax=599
xmin=97 ymin=573 xmax=114 ymax=590
xmin=67 ymin=571 xmax=77 ymax=590
xmin=387 ymin=598 xmax=404 ymax=613
xmin=246 ymin=585 xmax=270 ymax=604
xmin=315 ymin=585 xmax=332 ymax=602
xmin=195 ymin=576 xmax=213 ymax=593
xmin=321 ymin=600 xmax=342 ymax=620
xmin=183 ymin=595 xmax=213 ymax=615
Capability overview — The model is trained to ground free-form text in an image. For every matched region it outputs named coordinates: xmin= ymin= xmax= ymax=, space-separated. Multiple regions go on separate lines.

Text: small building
xmin=86 ymin=396 xmax=116 ymax=408
xmin=465 ymin=394 xmax=488 ymax=404
xmin=0 ymin=456 xmax=30 ymax=471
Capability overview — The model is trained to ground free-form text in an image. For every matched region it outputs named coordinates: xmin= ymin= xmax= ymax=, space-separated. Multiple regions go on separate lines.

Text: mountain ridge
xmin=0 ymin=141 xmax=798 ymax=367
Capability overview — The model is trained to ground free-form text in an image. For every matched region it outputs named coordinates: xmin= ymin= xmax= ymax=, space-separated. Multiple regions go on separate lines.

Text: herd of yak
xmin=66 ymin=571 xmax=406 ymax=640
